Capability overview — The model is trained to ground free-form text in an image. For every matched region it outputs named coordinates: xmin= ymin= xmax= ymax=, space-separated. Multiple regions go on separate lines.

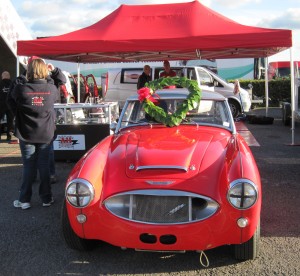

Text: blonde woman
xmin=9 ymin=59 xmax=60 ymax=210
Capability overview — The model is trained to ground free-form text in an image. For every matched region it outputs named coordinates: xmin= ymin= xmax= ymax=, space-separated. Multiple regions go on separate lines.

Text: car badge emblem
xmin=167 ymin=203 xmax=186 ymax=215
xmin=129 ymin=164 xmax=135 ymax=170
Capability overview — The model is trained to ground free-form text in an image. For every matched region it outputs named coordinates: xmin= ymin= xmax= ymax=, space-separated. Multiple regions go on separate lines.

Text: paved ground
xmin=0 ymin=108 xmax=299 ymax=276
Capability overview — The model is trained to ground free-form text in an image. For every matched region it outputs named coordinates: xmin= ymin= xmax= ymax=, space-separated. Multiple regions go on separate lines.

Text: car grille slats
xmin=133 ymin=195 xmax=189 ymax=223
xmin=104 ymin=190 xmax=219 ymax=225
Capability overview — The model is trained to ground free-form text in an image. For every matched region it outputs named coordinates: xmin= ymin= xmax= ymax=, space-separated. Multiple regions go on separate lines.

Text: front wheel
xmin=228 ymin=99 xmax=240 ymax=118
xmin=234 ymin=221 xmax=260 ymax=260
xmin=61 ymin=200 xmax=98 ymax=251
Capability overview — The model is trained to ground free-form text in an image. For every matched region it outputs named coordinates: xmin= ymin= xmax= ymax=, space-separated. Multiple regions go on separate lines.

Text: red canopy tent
xmin=17 ymin=1 xmax=292 ymax=63
xmin=16 ymin=1 xmax=298 ymax=145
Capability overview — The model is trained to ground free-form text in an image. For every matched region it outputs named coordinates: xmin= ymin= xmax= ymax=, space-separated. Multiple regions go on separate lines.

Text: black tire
xmin=61 ymin=200 xmax=97 ymax=251
xmin=228 ymin=99 xmax=240 ymax=118
xmin=282 ymin=102 xmax=291 ymax=126
xmin=234 ymin=221 xmax=260 ymax=260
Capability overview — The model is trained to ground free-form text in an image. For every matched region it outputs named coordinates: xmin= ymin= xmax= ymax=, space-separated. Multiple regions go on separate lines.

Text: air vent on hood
xmin=136 ymin=165 xmax=188 ymax=172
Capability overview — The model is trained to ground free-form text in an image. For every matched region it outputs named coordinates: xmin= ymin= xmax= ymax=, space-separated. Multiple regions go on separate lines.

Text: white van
xmin=101 ymin=66 xmax=251 ymax=117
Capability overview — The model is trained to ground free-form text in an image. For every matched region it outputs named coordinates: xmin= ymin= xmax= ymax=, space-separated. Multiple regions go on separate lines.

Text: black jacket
xmin=0 ymin=78 xmax=12 ymax=111
xmin=137 ymin=72 xmax=151 ymax=89
xmin=6 ymin=67 xmax=66 ymax=113
xmin=8 ymin=79 xmax=59 ymax=143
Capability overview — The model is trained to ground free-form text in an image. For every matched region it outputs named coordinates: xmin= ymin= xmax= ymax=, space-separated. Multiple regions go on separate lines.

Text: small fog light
xmin=237 ymin=218 xmax=248 ymax=228
xmin=77 ymin=214 xmax=87 ymax=224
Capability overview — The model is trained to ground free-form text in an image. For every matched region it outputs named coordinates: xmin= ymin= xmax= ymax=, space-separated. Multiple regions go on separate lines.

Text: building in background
xmin=0 ymin=0 xmax=32 ymax=78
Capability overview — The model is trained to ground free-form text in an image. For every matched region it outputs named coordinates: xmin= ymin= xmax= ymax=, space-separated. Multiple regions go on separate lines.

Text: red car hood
xmin=109 ymin=126 xmax=233 ymax=180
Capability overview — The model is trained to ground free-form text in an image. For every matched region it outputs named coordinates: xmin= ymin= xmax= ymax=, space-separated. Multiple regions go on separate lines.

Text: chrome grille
xmin=104 ymin=190 xmax=219 ymax=225
xmin=133 ymin=195 xmax=189 ymax=223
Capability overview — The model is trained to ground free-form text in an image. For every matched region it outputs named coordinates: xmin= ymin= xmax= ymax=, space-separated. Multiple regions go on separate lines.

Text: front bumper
xmin=67 ymin=201 xmax=259 ymax=251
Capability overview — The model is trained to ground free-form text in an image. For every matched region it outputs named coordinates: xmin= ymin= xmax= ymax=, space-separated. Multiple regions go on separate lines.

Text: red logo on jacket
xmin=32 ymin=96 xmax=44 ymax=106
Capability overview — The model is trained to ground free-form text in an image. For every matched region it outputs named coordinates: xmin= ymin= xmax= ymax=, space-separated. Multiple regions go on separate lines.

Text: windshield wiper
xmin=181 ymin=118 xmax=199 ymax=126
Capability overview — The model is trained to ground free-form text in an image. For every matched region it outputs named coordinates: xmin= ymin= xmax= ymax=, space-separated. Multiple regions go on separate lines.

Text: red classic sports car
xmin=62 ymin=88 xmax=261 ymax=261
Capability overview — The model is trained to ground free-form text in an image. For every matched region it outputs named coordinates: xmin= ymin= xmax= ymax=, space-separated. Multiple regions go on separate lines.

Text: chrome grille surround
xmin=104 ymin=189 xmax=219 ymax=225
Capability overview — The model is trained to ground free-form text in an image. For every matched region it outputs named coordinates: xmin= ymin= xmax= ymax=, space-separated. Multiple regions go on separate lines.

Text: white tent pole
xmin=16 ymin=56 xmax=20 ymax=77
xmin=265 ymin=57 xmax=269 ymax=117
xmin=290 ymin=48 xmax=295 ymax=145
xmin=77 ymin=60 xmax=80 ymax=102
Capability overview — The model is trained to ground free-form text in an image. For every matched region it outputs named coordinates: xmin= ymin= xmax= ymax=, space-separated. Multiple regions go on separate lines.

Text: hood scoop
xmin=136 ymin=165 xmax=188 ymax=172
xmin=125 ymin=129 xmax=213 ymax=179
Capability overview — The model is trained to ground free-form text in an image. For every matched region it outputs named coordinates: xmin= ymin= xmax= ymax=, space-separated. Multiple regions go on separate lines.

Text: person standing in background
xmin=137 ymin=65 xmax=151 ymax=89
xmin=8 ymin=58 xmax=60 ymax=209
xmin=0 ymin=71 xmax=14 ymax=141
xmin=46 ymin=62 xmax=64 ymax=184
xmin=7 ymin=57 xmax=66 ymax=184
xmin=159 ymin=60 xmax=176 ymax=78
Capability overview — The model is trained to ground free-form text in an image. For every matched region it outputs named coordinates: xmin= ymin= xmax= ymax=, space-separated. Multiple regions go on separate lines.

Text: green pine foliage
xmin=144 ymin=77 xmax=202 ymax=127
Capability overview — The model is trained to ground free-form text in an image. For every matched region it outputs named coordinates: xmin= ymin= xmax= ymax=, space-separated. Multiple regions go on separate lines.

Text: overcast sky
xmin=9 ymin=0 xmax=300 ymax=61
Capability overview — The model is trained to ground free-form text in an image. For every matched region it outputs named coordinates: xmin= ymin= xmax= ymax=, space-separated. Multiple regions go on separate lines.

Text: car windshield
xmin=118 ymin=97 xmax=233 ymax=130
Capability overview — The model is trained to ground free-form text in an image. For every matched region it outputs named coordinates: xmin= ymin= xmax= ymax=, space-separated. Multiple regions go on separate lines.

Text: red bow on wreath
xmin=137 ymin=87 xmax=158 ymax=103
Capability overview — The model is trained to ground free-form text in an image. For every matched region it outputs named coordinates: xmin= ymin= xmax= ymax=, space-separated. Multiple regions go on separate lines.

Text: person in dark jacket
xmin=8 ymin=58 xmax=61 ymax=210
xmin=7 ymin=57 xmax=66 ymax=183
xmin=7 ymin=57 xmax=66 ymax=109
xmin=137 ymin=65 xmax=151 ymax=89
xmin=0 ymin=71 xmax=14 ymax=141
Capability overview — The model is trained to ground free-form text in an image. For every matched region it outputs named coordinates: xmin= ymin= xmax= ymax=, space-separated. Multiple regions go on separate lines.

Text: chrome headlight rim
xmin=227 ymin=179 xmax=258 ymax=210
xmin=65 ymin=178 xmax=95 ymax=208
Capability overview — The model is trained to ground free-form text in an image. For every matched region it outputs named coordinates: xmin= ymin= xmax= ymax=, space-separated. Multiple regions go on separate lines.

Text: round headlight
xmin=66 ymin=179 xmax=94 ymax=208
xmin=227 ymin=179 xmax=258 ymax=209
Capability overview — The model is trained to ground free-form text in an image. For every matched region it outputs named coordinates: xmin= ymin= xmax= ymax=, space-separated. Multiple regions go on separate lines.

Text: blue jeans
xmin=18 ymin=140 xmax=52 ymax=203
xmin=49 ymin=141 xmax=55 ymax=176
xmin=31 ymin=140 xmax=55 ymax=181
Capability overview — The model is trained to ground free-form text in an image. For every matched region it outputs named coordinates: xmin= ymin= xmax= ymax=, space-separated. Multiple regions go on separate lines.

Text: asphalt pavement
xmin=0 ymin=107 xmax=299 ymax=276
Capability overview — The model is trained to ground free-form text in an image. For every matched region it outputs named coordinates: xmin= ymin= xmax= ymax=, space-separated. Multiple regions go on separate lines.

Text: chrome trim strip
xmin=136 ymin=165 xmax=188 ymax=172
xmin=129 ymin=194 xmax=133 ymax=219
xmin=111 ymin=189 xmax=207 ymax=197
xmin=188 ymin=197 xmax=192 ymax=221
xmin=145 ymin=180 xmax=175 ymax=185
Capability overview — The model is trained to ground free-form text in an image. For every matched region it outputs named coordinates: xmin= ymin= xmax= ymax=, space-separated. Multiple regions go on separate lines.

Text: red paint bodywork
xmin=66 ymin=124 xmax=261 ymax=251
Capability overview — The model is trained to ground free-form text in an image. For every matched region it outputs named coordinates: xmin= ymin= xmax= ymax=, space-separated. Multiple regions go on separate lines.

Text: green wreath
xmin=137 ymin=77 xmax=202 ymax=127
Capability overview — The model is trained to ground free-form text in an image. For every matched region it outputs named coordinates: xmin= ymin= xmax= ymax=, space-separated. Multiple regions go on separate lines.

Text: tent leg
xmin=16 ymin=56 xmax=20 ymax=77
xmin=290 ymin=48 xmax=295 ymax=146
xmin=77 ymin=61 xmax=80 ymax=102
xmin=264 ymin=57 xmax=269 ymax=117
